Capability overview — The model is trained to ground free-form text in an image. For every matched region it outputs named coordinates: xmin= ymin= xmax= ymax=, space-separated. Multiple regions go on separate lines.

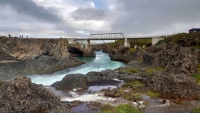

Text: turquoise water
xmin=29 ymin=51 xmax=126 ymax=85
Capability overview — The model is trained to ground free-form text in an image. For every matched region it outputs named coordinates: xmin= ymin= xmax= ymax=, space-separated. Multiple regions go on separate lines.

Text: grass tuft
xmin=191 ymin=74 xmax=200 ymax=85
xmin=191 ymin=107 xmax=200 ymax=113
xmin=145 ymin=67 xmax=163 ymax=74
xmin=97 ymin=104 xmax=141 ymax=113
xmin=145 ymin=91 xmax=161 ymax=98
xmin=125 ymin=68 xmax=139 ymax=74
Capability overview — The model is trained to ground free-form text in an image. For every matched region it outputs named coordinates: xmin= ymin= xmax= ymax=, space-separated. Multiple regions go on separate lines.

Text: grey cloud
xmin=71 ymin=8 xmax=106 ymax=20
xmin=0 ymin=0 xmax=75 ymax=36
xmin=110 ymin=0 xmax=200 ymax=35
xmin=0 ymin=0 xmax=63 ymax=23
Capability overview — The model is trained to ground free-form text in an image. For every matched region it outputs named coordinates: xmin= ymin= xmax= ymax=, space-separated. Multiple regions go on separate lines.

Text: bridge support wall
xmin=152 ymin=37 xmax=164 ymax=45
xmin=124 ymin=38 xmax=128 ymax=47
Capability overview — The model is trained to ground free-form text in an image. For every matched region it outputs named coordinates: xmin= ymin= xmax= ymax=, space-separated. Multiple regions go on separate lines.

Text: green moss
xmin=193 ymin=45 xmax=200 ymax=49
xmin=99 ymin=104 xmax=115 ymax=113
xmin=98 ymin=104 xmax=141 ymax=113
xmin=145 ymin=91 xmax=161 ymax=98
xmin=133 ymin=93 xmax=142 ymax=100
xmin=116 ymin=104 xmax=141 ymax=113
xmin=122 ymin=81 xmax=144 ymax=88
xmin=198 ymin=62 xmax=200 ymax=71
xmin=125 ymin=68 xmax=139 ymax=74
xmin=197 ymin=96 xmax=200 ymax=100
xmin=129 ymin=48 xmax=136 ymax=52
xmin=145 ymin=67 xmax=163 ymax=74
xmin=191 ymin=107 xmax=200 ymax=113
xmin=191 ymin=74 xmax=200 ymax=85
xmin=109 ymin=39 xmax=124 ymax=47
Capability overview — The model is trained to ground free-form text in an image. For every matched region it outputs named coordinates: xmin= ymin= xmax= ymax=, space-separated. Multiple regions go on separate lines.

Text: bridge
xmin=68 ymin=33 xmax=168 ymax=49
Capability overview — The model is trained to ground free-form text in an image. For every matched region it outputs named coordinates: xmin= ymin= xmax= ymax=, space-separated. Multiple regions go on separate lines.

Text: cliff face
xmin=0 ymin=37 xmax=70 ymax=61
xmin=0 ymin=37 xmax=83 ymax=79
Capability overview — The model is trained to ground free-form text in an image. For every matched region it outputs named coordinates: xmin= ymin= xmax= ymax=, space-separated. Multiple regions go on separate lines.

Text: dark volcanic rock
xmin=52 ymin=69 xmax=120 ymax=90
xmin=86 ymin=69 xmax=119 ymax=81
xmin=108 ymin=46 xmax=146 ymax=63
xmin=68 ymin=44 xmax=95 ymax=57
xmin=0 ymin=76 xmax=73 ymax=113
xmin=52 ymin=74 xmax=87 ymax=90
xmin=143 ymin=43 xmax=199 ymax=74
xmin=91 ymin=44 xmax=107 ymax=51
xmin=142 ymin=43 xmax=200 ymax=99
xmin=146 ymin=71 xmax=200 ymax=99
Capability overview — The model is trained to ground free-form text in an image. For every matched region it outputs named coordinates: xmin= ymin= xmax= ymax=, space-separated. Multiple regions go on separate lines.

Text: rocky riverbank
xmin=0 ymin=37 xmax=84 ymax=79
xmin=0 ymin=76 xmax=73 ymax=113
xmin=96 ymin=33 xmax=200 ymax=100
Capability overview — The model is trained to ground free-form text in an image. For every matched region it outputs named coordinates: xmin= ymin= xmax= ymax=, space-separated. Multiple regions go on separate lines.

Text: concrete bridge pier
xmin=84 ymin=39 xmax=90 ymax=49
xmin=152 ymin=37 xmax=165 ymax=45
xmin=124 ymin=38 xmax=130 ymax=47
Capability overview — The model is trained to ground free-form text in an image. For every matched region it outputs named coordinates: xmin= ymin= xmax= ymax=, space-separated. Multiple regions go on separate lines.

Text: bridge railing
xmin=88 ymin=33 xmax=126 ymax=39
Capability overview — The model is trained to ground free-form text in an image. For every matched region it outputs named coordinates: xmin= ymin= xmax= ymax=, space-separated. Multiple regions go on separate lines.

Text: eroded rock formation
xmin=0 ymin=37 xmax=84 ymax=78
xmin=68 ymin=44 xmax=95 ymax=57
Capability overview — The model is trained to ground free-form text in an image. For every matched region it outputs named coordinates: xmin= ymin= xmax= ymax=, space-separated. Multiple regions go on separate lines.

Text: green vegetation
xmin=191 ymin=107 xmax=200 ymax=113
xmin=191 ymin=62 xmax=200 ymax=85
xmin=125 ymin=68 xmax=139 ymax=74
xmin=64 ymin=38 xmax=68 ymax=43
xmin=97 ymin=104 xmax=141 ymax=113
xmin=122 ymin=81 xmax=144 ymax=88
xmin=109 ymin=39 xmax=124 ymax=47
xmin=129 ymin=39 xmax=152 ymax=48
xmin=129 ymin=48 xmax=136 ymax=52
xmin=108 ymin=38 xmax=151 ymax=48
xmin=145 ymin=67 xmax=163 ymax=74
xmin=197 ymin=96 xmax=200 ymax=100
xmin=191 ymin=74 xmax=200 ymax=85
xmin=145 ymin=91 xmax=161 ymax=98
xmin=161 ymin=32 xmax=200 ymax=43
xmin=198 ymin=62 xmax=200 ymax=71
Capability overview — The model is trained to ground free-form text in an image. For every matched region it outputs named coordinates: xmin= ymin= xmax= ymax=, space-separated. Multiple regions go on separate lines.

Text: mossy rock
xmin=98 ymin=104 xmax=141 ymax=113
xmin=145 ymin=67 xmax=163 ymax=74
xmin=191 ymin=107 xmax=200 ymax=113
xmin=145 ymin=90 xmax=161 ymax=98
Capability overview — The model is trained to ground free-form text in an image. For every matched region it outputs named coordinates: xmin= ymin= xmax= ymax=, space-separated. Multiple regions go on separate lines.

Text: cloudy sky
xmin=0 ymin=0 xmax=200 ymax=38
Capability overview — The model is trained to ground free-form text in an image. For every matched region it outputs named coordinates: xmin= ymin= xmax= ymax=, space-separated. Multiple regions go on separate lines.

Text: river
xmin=28 ymin=51 xmax=126 ymax=85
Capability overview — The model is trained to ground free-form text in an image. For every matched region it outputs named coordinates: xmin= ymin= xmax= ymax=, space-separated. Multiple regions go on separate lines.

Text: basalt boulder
xmin=0 ymin=76 xmax=73 ymax=113
xmin=52 ymin=74 xmax=87 ymax=90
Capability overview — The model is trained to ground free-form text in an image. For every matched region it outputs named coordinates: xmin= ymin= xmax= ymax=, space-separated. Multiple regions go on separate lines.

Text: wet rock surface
xmin=0 ymin=76 xmax=73 ymax=113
